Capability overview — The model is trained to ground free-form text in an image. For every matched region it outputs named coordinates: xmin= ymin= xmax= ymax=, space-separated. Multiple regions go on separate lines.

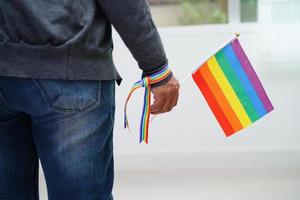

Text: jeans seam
xmin=91 ymin=132 xmax=114 ymax=192
xmin=31 ymin=157 xmax=39 ymax=200
xmin=31 ymin=78 xmax=52 ymax=109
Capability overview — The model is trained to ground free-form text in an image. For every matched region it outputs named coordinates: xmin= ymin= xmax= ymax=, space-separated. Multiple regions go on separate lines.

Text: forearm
xmin=97 ymin=0 xmax=168 ymax=74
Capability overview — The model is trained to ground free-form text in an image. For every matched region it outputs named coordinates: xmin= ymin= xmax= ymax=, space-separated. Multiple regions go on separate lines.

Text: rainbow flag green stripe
xmin=192 ymin=38 xmax=273 ymax=136
xmin=215 ymin=50 xmax=260 ymax=122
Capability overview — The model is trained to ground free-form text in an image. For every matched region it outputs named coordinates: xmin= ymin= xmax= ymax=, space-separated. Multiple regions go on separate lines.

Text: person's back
xmin=0 ymin=1 xmax=179 ymax=199
xmin=0 ymin=0 xmax=169 ymax=81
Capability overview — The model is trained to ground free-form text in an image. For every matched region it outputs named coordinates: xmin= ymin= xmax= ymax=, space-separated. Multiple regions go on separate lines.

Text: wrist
xmin=150 ymin=71 xmax=173 ymax=88
xmin=142 ymin=63 xmax=173 ymax=88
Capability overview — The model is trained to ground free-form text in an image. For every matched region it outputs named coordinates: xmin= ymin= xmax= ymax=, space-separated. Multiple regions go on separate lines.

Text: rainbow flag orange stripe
xmin=192 ymin=38 xmax=273 ymax=136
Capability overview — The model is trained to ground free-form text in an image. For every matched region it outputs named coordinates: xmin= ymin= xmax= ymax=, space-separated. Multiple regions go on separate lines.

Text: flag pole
xmin=191 ymin=32 xmax=240 ymax=74
xmin=171 ymin=33 xmax=240 ymax=85
xmin=150 ymin=33 xmax=240 ymax=123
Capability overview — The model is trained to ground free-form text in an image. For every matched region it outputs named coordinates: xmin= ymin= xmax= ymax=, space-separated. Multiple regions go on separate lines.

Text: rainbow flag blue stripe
xmin=192 ymin=38 xmax=273 ymax=136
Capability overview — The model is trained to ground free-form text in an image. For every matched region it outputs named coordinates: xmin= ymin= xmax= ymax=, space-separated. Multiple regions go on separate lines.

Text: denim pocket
xmin=33 ymin=79 xmax=101 ymax=113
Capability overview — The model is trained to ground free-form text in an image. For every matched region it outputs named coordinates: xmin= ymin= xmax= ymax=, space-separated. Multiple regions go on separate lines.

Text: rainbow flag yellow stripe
xmin=192 ymin=38 xmax=273 ymax=136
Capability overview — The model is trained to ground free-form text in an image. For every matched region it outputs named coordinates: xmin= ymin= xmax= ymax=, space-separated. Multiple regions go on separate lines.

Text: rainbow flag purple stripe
xmin=232 ymin=39 xmax=273 ymax=113
xmin=192 ymin=38 xmax=273 ymax=136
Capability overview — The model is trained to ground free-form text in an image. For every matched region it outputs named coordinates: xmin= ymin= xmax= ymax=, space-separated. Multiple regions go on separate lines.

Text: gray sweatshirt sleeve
xmin=97 ymin=0 xmax=168 ymax=74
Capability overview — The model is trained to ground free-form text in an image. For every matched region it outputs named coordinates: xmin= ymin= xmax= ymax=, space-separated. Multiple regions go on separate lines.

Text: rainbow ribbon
xmin=124 ymin=65 xmax=172 ymax=143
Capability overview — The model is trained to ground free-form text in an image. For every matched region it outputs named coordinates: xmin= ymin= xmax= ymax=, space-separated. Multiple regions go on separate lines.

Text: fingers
xmin=151 ymin=98 xmax=169 ymax=114
xmin=166 ymin=80 xmax=179 ymax=112
xmin=150 ymin=76 xmax=180 ymax=114
xmin=168 ymin=88 xmax=179 ymax=111
xmin=151 ymin=88 xmax=171 ymax=114
xmin=160 ymin=97 xmax=172 ymax=113
xmin=151 ymin=97 xmax=164 ymax=114
xmin=151 ymin=86 xmax=179 ymax=114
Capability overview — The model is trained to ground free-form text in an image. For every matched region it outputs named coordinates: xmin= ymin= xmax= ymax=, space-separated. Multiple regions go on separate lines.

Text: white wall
xmin=259 ymin=0 xmax=300 ymax=68
xmin=111 ymin=5 xmax=300 ymax=169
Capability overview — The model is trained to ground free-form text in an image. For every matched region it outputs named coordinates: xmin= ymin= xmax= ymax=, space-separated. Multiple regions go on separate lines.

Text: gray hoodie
xmin=0 ymin=0 xmax=169 ymax=85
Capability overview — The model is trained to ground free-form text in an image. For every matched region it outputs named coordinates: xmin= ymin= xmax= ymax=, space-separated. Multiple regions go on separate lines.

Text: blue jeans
xmin=0 ymin=77 xmax=115 ymax=200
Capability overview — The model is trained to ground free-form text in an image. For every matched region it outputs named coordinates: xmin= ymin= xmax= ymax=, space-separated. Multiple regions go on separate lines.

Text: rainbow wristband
xmin=124 ymin=65 xmax=172 ymax=143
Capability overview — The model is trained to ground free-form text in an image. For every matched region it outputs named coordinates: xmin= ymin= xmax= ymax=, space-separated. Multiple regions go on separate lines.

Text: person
xmin=0 ymin=0 xmax=179 ymax=199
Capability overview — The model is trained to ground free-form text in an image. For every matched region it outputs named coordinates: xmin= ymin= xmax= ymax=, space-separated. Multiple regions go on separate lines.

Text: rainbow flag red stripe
xmin=192 ymin=38 xmax=273 ymax=136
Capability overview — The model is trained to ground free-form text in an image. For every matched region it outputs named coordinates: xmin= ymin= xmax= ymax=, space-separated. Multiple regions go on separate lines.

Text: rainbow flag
xmin=192 ymin=37 xmax=273 ymax=136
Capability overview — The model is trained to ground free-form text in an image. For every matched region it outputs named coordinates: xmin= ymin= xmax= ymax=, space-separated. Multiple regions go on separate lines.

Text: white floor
xmin=39 ymin=167 xmax=300 ymax=200
xmin=113 ymin=168 xmax=300 ymax=200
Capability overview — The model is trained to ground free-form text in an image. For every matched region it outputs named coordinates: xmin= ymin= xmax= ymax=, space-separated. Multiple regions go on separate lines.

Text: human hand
xmin=150 ymin=76 xmax=180 ymax=114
